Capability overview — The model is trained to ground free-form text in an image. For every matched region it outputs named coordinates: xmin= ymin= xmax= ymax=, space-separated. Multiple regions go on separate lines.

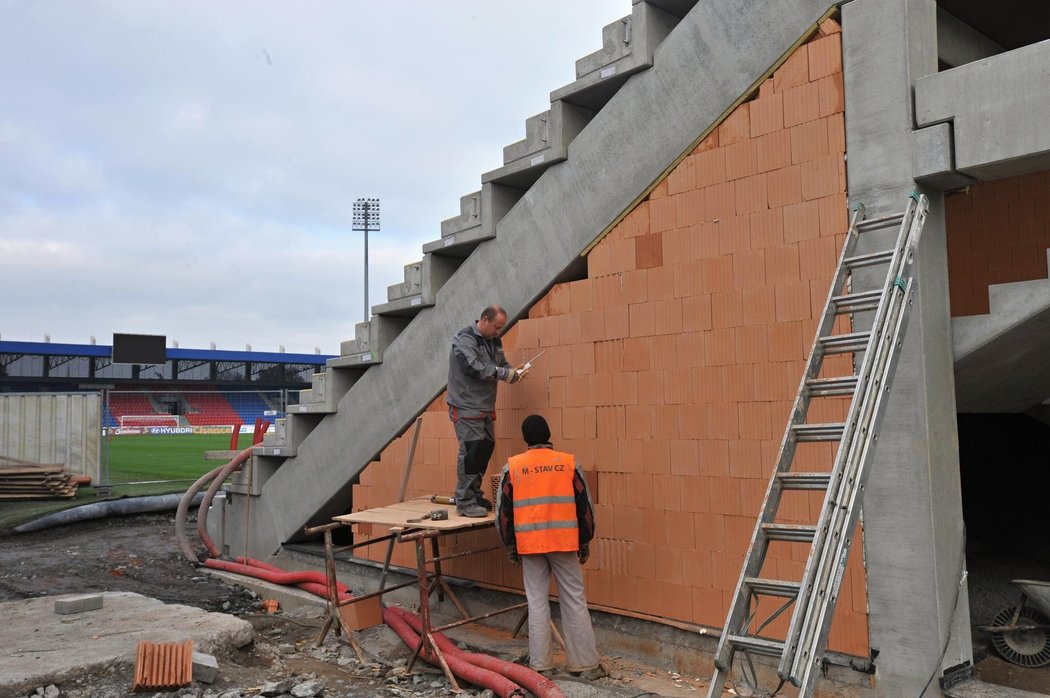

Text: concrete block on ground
xmin=192 ymin=651 xmax=219 ymax=684
xmin=54 ymin=594 xmax=103 ymax=615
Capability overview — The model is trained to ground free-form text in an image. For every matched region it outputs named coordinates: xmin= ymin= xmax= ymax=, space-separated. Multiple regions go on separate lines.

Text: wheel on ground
xmin=990 ymin=605 xmax=1050 ymax=668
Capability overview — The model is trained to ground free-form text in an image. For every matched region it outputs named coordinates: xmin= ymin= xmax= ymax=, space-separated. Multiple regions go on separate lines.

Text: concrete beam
xmin=936 ymin=7 xmax=1004 ymax=69
xmin=843 ymin=0 xmax=972 ymax=693
xmin=915 ymin=39 xmax=1050 ymax=179
xmin=911 ymin=123 xmax=976 ymax=190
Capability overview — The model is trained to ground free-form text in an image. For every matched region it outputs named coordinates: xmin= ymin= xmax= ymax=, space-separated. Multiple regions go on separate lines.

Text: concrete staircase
xmin=953 ymin=249 xmax=1050 ymax=412
xmin=221 ymin=0 xmax=837 ymax=559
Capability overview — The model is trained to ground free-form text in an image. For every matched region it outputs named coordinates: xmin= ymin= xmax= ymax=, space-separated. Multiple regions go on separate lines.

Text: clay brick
xmin=682 ymin=295 xmax=713 ymax=333
xmin=637 ymin=369 xmax=665 ymax=406
xmin=718 ymin=102 xmax=751 ymax=145
xmin=718 ymin=215 xmax=751 ymax=255
xmin=673 ymin=330 xmax=705 ymax=369
xmin=679 ymin=475 xmax=711 ymax=515
xmin=691 ymin=585 xmax=723 ymax=627
xmin=817 ymin=73 xmax=845 ymax=117
xmin=702 ymin=255 xmax=734 ymax=293
xmin=767 ymin=165 xmax=803 ymax=209
xmin=705 ymin=181 xmax=739 ymax=221
xmin=801 ymin=154 xmax=846 ymax=201
xmin=798 ymin=236 xmax=838 ymax=280
xmin=664 ymin=366 xmax=693 ymax=404
xmin=790 ymin=117 xmax=830 ymax=164
xmin=673 ymin=259 xmax=705 ymax=298
xmin=783 ymin=200 xmax=821 ymax=243
xmin=692 ymin=365 xmax=723 ymax=403
xmin=651 ymin=404 xmax=680 ymax=440
xmin=774 ymin=45 xmax=810 ymax=92
xmin=569 ymin=278 xmax=594 ymax=313
xmin=749 ymin=92 xmax=784 ymax=138
xmin=629 ymin=302 xmax=656 ymax=338
xmin=675 ymin=189 xmax=705 ymax=229
xmin=756 ymin=130 xmax=792 ymax=173
xmin=691 ymin=220 xmax=721 ymax=259
xmin=663 ymin=227 xmax=691 ymax=263
xmin=741 ymin=286 xmax=777 ymax=325
xmin=721 ymin=363 xmax=755 ymax=402
xmin=758 ymin=77 xmax=775 ymax=99
xmin=819 ymin=17 xmax=841 ymax=36
xmin=708 ymin=402 xmax=740 ymax=439
xmin=738 ymin=476 xmax=768 ymax=513
xmin=808 ymin=34 xmax=843 ymax=81
xmin=622 ymin=336 xmax=652 ymax=372
xmin=605 ymin=306 xmax=629 ymax=340
xmin=729 ymin=439 xmax=766 ymax=479
xmin=826 ymin=112 xmax=846 ymax=155
xmin=650 ymin=178 xmax=669 ymax=200
xmin=667 ymin=154 xmax=696 ymax=195
xmin=654 ymin=548 xmax=686 ymax=586
xmin=769 ymin=321 xmax=805 ymax=362
xmin=724 ymin=139 xmax=758 ymax=181
xmin=817 ymin=194 xmax=849 ymax=237
xmin=749 ymin=208 xmax=785 ymax=250
xmin=634 ymin=230 xmax=659 ymax=268
xmin=620 ymin=201 xmax=651 ymax=239
xmin=620 ymin=269 xmax=648 ymax=304
xmin=647 ymin=267 xmax=676 ymax=302
xmin=738 ymin=401 xmax=773 ymax=441
xmin=548 ymin=282 xmax=572 ymax=316
xmin=735 ymin=173 xmax=769 ymax=216
xmin=650 ymin=195 xmax=677 ymax=233
xmin=694 ymin=512 xmax=726 ymax=553
xmin=711 ymin=290 xmax=743 ymax=329
xmin=775 ymin=281 xmax=812 ymax=322
xmin=594 ymin=339 xmax=623 ymax=373
xmin=706 ymin=327 xmax=736 ymax=366
xmin=653 ymin=298 xmax=684 ymax=335
xmin=579 ymin=309 xmax=606 ymax=343
xmin=669 ymin=439 xmax=701 ymax=477
xmin=572 ymin=342 xmax=596 ymax=375
xmin=693 ymin=129 xmax=719 ymax=153
xmin=734 ymin=324 xmax=769 ymax=364
xmin=707 ymin=475 xmax=742 ymax=515
xmin=782 ymin=81 xmax=820 ymax=128
xmin=732 ymin=249 xmax=766 ymax=290
xmin=695 ymin=147 xmax=727 ymax=188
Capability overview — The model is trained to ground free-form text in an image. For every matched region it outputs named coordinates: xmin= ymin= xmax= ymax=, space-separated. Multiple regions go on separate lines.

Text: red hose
xmin=197 ymin=447 xmax=254 ymax=558
xmin=387 ymin=606 xmax=565 ymax=698
xmin=382 ymin=605 xmax=524 ymax=697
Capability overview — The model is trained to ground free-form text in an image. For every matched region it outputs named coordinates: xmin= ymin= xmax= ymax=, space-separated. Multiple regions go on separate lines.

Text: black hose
xmin=13 ymin=492 xmax=205 ymax=533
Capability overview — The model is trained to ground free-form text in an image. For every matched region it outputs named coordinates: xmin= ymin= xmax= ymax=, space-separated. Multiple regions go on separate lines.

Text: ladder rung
xmin=745 ymin=577 xmax=801 ymax=598
xmin=819 ymin=332 xmax=871 ymax=354
xmin=777 ymin=472 xmax=832 ymax=490
xmin=844 ymin=249 xmax=894 ymax=269
xmin=792 ymin=423 xmax=845 ymax=441
xmin=832 ymin=290 xmax=882 ymax=313
xmin=762 ymin=523 xmax=817 ymax=543
xmin=856 ymin=212 xmax=905 ymax=231
xmin=727 ymin=634 xmax=786 ymax=658
xmin=805 ymin=376 xmax=858 ymax=397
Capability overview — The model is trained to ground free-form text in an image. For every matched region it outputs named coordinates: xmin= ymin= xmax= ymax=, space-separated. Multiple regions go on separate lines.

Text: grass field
xmin=0 ymin=432 xmax=249 ymax=532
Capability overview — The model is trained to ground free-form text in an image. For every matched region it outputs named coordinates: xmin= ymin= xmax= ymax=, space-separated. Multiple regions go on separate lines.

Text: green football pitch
xmin=0 ymin=432 xmax=251 ymax=531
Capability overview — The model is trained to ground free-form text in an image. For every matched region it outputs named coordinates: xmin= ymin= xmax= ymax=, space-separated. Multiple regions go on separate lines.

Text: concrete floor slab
xmin=0 ymin=591 xmax=253 ymax=696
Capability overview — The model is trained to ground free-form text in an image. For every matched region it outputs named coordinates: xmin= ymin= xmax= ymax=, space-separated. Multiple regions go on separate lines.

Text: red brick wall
xmin=352 ymin=22 xmax=869 ymax=656
xmin=946 ymin=171 xmax=1050 ymax=316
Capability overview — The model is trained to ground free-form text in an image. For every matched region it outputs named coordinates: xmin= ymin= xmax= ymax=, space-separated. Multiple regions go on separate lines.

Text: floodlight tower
xmin=352 ymin=198 xmax=381 ymax=322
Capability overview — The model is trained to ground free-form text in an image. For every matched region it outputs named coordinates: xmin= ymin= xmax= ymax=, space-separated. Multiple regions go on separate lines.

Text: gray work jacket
xmin=446 ymin=323 xmax=512 ymax=413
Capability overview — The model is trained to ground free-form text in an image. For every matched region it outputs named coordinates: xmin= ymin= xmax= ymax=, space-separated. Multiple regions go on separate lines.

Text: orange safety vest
xmin=507 ymin=448 xmax=578 ymax=555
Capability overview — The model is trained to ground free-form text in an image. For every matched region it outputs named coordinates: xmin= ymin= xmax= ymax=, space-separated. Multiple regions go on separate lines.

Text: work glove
xmin=504 ymin=365 xmax=528 ymax=384
xmin=578 ymin=543 xmax=590 ymax=565
xmin=507 ymin=547 xmax=520 ymax=566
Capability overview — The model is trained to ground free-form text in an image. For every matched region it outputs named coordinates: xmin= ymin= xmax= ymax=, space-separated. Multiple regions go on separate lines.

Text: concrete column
xmin=842 ymin=0 xmax=972 ymax=694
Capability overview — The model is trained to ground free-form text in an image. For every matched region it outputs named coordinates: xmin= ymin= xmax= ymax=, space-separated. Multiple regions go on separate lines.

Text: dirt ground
xmin=0 ymin=512 xmax=706 ymax=698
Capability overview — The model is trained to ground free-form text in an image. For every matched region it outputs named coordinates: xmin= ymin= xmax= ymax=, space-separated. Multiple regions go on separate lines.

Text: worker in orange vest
xmin=495 ymin=414 xmax=605 ymax=679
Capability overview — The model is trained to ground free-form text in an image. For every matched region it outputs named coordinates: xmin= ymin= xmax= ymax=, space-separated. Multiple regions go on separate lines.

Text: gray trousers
xmin=450 ymin=407 xmax=494 ymax=507
xmin=521 ymin=551 xmax=600 ymax=672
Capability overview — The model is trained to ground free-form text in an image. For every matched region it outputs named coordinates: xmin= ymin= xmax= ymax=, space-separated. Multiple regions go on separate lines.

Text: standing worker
xmin=496 ymin=414 xmax=605 ymax=679
xmin=447 ymin=304 xmax=526 ymax=518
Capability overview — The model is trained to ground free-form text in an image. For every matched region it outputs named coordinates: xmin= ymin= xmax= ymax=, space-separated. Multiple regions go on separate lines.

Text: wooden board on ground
xmin=334 ymin=497 xmax=494 ymax=531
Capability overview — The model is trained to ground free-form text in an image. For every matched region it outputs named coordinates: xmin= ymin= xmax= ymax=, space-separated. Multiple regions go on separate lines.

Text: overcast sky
xmin=0 ymin=1 xmax=628 ymax=355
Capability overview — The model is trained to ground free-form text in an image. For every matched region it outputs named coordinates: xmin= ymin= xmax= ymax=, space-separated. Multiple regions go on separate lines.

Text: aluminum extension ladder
xmin=707 ymin=193 xmax=930 ymax=697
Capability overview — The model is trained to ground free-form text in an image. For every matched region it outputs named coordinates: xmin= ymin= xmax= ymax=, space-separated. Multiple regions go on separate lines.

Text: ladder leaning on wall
xmin=707 ymin=193 xmax=930 ymax=697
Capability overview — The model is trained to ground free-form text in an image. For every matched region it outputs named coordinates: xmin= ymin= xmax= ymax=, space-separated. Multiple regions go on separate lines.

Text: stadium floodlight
xmin=352 ymin=198 xmax=381 ymax=322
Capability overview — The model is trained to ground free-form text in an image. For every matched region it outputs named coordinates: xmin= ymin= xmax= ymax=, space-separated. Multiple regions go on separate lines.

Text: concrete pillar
xmin=842 ymin=0 xmax=972 ymax=694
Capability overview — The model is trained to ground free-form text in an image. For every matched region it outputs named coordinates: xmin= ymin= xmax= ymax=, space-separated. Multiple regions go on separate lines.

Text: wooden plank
xmin=334 ymin=497 xmax=494 ymax=531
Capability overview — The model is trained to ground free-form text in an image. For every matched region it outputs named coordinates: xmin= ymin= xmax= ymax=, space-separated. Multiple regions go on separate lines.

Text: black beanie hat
xmin=521 ymin=414 xmax=551 ymax=446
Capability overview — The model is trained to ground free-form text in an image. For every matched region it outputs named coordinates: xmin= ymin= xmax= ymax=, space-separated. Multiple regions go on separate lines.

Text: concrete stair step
xmin=952 ymin=248 xmax=1050 ymax=361
xmin=286 ymin=367 xmax=361 ymax=414
xmin=255 ymin=413 xmax=323 ymax=457
xmin=227 ymin=454 xmax=281 ymax=496
xmin=552 ymin=1 xmax=680 ymax=110
xmin=330 ymin=315 xmax=410 ymax=367
xmin=482 ymin=100 xmax=594 ymax=189
xmin=423 ymin=182 xmax=524 ymax=259
xmin=372 ymin=254 xmax=458 ymax=318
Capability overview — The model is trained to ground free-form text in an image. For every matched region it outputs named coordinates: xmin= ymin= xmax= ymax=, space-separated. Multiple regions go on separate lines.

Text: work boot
xmin=569 ymin=664 xmax=608 ymax=680
xmin=476 ymin=494 xmax=493 ymax=511
xmin=457 ymin=504 xmax=488 ymax=518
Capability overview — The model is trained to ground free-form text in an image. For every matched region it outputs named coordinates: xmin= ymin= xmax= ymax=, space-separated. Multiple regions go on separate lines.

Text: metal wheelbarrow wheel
xmin=990 ymin=604 xmax=1050 ymax=668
